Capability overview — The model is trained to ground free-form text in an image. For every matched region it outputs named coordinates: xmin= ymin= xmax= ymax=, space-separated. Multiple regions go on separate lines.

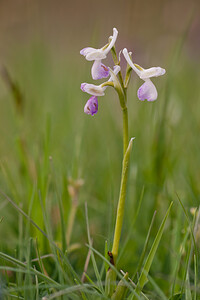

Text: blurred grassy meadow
xmin=0 ymin=0 xmax=200 ymax=298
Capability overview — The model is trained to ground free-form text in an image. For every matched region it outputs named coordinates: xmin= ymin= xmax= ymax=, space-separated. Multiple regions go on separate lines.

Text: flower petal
xmin=137 ymin=79 xmax=158 ymax=101
xmin=80 ymin=83 xmax=105 ymax=96
xmin=91 ymin=60 xmax=109 ymax=80
xmin=80 ymin=83 xmax=87 ymax=91
xmin=113 ymin=65 xmax=121 ymax=75
xmin=84 ymin=96 xmax=98 ymax=115
xmin=107 ymin=65 xmax=121 ymax=87
xmin=140 ymin=67 xmax=166 ymax=80
xmin=80 ymin=47 xmax=106 ymax=60
xmin=80 ymin=47 xmax=96 ymax=56
xmin=123 ymin=48 xmax=141 ymax=76
xmin=103 ymin=28 xmax=118 ymax=55
xmin=85 ymin=49 xmax=107 ymax=61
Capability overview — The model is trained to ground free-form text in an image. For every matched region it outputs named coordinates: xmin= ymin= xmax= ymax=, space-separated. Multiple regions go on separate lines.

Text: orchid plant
xmin=80 ymin=28 xmax=166 ymax=298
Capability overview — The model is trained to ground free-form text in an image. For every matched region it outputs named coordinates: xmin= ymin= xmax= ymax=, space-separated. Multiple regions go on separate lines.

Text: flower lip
xmin=137 ymin=79 xmax=158 ymax=101
xmin=91 ymin=60 xmax=110 ymax=80
xmin=84 ymin=96 xmax=98 ymax=116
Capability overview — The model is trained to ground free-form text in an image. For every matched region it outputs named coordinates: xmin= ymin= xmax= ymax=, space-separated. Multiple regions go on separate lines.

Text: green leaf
xmin=132 ymin=202 xmax=173 ymax=300
xmin=105 ymin=268 xmax=116 ymax=298
xmin=185 ymin=272 xmax=192 ymax=300
xmin=132 ymin=210 xmax=157 ymax=280
xmin=111 ymin=272 xmax=129 ymax=300
xmin=83 ymin=272 xmax=103 ymax=294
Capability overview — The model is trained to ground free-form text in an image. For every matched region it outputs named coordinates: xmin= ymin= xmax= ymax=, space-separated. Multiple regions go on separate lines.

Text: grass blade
xmin=132 ymin=210 xmax=157 ymax=280
xmin=176 ymin=194 xmax=198 ymax=268
xmin=0 ymin=189 xmax=80 ymax=284
xmin=85 ymin=202 xmax=104 ymax=293
xmin=132 ymin=202 xmax=173 ymax=300
xmin=185 ymin=271 xmax=192 ymax=300
xmin=85 ymin=243 xmax=141 ymax=299
xmin=47 ymin=283 xmax=99 ymax=299
xmin=147 ymin=274 xmax=168 ymax=300
xmin=0 ymin=251 xmax=60 ymax=286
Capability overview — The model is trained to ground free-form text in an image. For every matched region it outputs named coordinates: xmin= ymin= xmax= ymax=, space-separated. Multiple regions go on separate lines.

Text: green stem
xmin=112 ymin=110 xmax=133 ymax=264
xmin=109 ymin=47 xmax=132 ymax=265
xmin=122 ymin=107 xmax=129 ymax=155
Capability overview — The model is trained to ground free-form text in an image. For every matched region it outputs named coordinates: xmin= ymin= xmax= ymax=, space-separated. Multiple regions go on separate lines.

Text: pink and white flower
xmin=81 ymin=66 xmax=120 ymax=115
xmin=123 ymin=48 xmax=166 ymax=101
xmin=80 ymin=28 xmax=118 ymax=80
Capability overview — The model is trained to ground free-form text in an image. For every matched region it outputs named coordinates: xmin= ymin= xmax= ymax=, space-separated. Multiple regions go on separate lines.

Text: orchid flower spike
xmin=123 ymin=48 xmax=166 ymax=101
xmin=82 ymin=66 xmax=120 ymax=116
xmin=80 ymin=28 xmax=118 ymax=80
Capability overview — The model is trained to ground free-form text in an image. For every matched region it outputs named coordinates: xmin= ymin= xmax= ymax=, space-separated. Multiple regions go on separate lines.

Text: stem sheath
xmin=122 ymin=107 xmax=129 ymax=155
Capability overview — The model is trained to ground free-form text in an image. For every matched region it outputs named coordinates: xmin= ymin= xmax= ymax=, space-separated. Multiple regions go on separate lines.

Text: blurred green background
xmin=0 ymin=0 xmax=200 ymax=295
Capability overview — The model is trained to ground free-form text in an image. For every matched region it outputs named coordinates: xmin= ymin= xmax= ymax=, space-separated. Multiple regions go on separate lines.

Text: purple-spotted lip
xmin=91 ymin=60 xmax=109 ymax=80
xmin=84 ymin=96 xmax=98 ymax=116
